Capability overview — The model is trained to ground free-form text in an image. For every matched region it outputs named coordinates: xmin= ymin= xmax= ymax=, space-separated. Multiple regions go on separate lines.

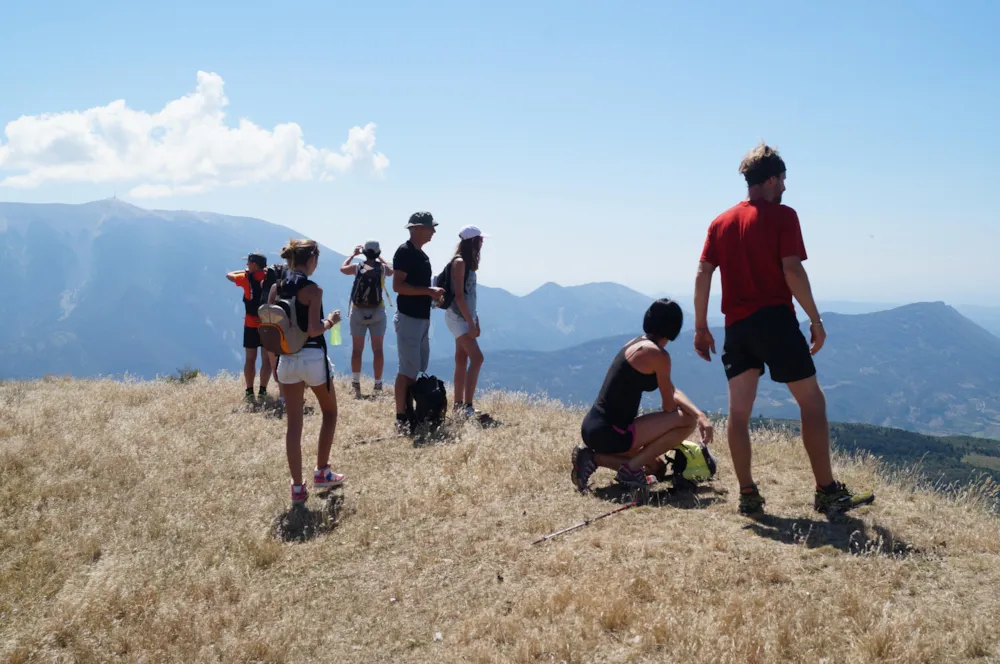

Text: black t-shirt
xmin=392 ymin=240 xmax=432 ymax=319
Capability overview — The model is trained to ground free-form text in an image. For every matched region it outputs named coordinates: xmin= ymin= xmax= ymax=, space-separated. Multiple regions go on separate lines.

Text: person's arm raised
xmin=340 ymin=245 xmax=363 ymax=275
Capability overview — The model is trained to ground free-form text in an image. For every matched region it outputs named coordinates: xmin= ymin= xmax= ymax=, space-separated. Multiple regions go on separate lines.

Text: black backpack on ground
xmin=406 ymin=374 xmax=448 ymax=429
xmin=351 ymin=263 xmax=383 ymax=308
xmin=433 ymin=260 xmax=456 ymax=310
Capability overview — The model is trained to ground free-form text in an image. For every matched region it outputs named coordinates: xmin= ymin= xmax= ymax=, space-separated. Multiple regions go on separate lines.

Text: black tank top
xmin=278 ymin=271 xmax=325 ymax=349
xmin=591 ymin=337 xmax=660 ymax=428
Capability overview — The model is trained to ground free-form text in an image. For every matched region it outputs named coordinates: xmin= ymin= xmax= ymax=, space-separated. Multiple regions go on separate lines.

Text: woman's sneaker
xmin=815 ymin=481 xmax=875 ymax=514
xmin=314 ymin=466 xmax=345 ymax=490
xmin=615 ymin=464 xmax=654 ymax=488
xmin=291 ymin=483 xmax=309 ymax=506
xmin=571 ymin=445 xmax=597 ymax=493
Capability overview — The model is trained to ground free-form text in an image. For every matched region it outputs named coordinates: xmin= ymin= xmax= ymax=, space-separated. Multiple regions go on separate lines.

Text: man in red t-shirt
xmin=227 ymin=252 xmax=273 ymax=403
xmin=693 ymin=143 xmax=873 ymax=517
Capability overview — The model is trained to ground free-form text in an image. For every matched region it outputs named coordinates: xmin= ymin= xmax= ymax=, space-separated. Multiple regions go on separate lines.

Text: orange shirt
xmin=234 ymin=270 xmax=267 ymax=328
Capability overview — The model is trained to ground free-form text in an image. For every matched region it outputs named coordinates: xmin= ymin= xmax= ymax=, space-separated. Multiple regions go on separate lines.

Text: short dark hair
xmin=247 ymin=252 xmax=267 ymax=270
xmin=643 ymin=298 xmax=683 ymax=341
xmin=739 ymin=142 xmax=786 ymax=186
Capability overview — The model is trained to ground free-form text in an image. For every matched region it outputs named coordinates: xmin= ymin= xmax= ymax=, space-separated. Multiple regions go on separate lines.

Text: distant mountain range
xmin=4 ymin=199 xmax=1000 ymax=438
xmin=439 ymin=302 xmax=1000 ymax=438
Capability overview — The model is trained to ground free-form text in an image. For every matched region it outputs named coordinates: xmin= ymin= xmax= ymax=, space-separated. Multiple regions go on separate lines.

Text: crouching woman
xmin=571 ymin=298 xmax=714 ymax=491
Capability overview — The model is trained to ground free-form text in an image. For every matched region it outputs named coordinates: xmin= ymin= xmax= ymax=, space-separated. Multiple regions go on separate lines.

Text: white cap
xmin=363 ymin=239 xmax=380 ymax=252
xmin=458 ymin=225 xmax=488 ymax=240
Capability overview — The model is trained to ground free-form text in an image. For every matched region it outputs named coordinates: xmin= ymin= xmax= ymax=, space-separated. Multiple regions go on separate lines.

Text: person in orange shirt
xmin=227 ymin=252 xmax=273 ymax=403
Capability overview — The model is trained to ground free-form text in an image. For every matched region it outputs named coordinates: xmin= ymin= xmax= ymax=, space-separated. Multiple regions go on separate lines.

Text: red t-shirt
xmin=700 ymin=200 xmax=808 ymax=327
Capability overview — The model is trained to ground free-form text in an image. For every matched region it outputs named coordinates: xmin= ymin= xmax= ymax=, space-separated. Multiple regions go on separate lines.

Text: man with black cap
xmin=693 ymin=142 xmax=874 ymax=517
xmin=391 ymin=212 xmax=445 ymax=433
xmin=226 ymin=252 xmax=273 ymax=403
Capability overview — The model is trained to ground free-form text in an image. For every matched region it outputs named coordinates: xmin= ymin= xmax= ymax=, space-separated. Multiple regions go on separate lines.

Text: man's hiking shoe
xmin=373 ymin=383 xmax=383 ymax=397
xmin=571 ymin=445 xmax=597 ymax=493
xmin=244 ymin=390 xmax=255 ymax=405
xmin=352 ymin=382 xmax=362 ymax=400
xmin=738 ymin=485 xmax=766 ymax=515
xmin=395 ymin=417 xmax=412 ymax=437
xmin=615 ymin=465 xmax=654 ymax=488
xmin=291 ymin=483 xmax=309 ymax=505
xmin=314 ymin=466 xmax=345 ymax=490
xmin=815 ymin=482 xmax=875 ymax=515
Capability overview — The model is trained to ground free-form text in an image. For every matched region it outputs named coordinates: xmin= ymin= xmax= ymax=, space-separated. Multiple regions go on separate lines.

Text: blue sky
xmin=1 ymin=0 xmax=998 ymax=304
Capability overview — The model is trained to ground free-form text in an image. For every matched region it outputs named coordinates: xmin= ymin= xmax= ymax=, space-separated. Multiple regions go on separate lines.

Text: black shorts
xmin=581 ymin=408 xmax=635 ymax=455
xmin=722 ymin=305 xmax=816 ymax=383
xmin=243 ymin=326 xmax=261 ymax=349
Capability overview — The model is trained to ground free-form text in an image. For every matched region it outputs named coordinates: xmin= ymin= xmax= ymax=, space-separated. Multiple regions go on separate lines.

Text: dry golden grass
xmin=2 ymin=374 xmax=1000 ymax=663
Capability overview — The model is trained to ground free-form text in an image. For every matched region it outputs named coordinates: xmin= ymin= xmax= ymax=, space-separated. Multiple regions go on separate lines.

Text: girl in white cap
xmin=446 ymin=225 xmax=487 ymax=418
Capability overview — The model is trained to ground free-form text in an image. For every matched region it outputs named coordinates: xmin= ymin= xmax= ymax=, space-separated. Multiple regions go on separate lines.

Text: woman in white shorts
xmin=445 ymin=225 xmax=487 ymax=418
xmin=269 ymin=238 xmax=345 ymax=506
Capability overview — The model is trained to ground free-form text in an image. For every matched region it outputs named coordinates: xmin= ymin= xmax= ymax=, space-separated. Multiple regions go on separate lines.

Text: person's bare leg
xmin=591 ymin=409 xmax=696 ymax=471
xmin=371 ymin=336 xmax=385 ymax=384
xmin=786 ymin=376 xmax=834 ymax=487
xmin=267 ymin=352 xmax=283 ymax=400
xmin=395 ymin=374 xmax=414 ymax=415
xmin=259 ymin=351 xmax=272 ymax=390
xmin=351 ymin=335 xmax=364 ymax=375
xmin=244 ymin=347 xmax=258 ymax=390
xmin=309 ymin=381 xmax=338 ymax=470
xmin=727 ymin=370 xmax=760 ymax=489
xmin=456 ymin=335 xmax=484 ymax=406
xmin=283 ymin=381 xmax=306 ymax=485
xmin=453 ymin=343 xmax=468 ymax=406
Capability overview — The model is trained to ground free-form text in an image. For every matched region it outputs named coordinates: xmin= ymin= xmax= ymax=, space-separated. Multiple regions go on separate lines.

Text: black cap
xmin=406 ymin=211 xmax=438 ymax=228
xmin=643 ymin=298 xmax=683 ymax=341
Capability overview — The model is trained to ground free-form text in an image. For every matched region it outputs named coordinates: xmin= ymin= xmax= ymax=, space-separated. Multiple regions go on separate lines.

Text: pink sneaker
xmin=291 ymin=483 xmax=309 ymax=505
xmin=314 ymin=466 xmax=345 ymax=490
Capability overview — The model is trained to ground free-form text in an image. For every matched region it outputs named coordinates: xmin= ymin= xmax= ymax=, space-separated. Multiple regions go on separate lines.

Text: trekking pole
xmin=531 ymin=501 xmax=638 ymax=545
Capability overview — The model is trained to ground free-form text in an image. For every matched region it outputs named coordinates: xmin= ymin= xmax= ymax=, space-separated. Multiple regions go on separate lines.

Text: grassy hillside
xmin=3 ymin=377 xmax=1000 ymax=663
xmin=750 ymin=418 xmax=1000 ymax=489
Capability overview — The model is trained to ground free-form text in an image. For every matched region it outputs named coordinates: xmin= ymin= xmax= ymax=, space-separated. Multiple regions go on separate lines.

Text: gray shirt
xmin=449 ymin=265 xmax=477 ymax=321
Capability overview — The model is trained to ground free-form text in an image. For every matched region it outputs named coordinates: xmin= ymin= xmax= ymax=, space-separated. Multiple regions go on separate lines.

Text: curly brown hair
xmin=739 ymin=142 xmax=786 ymax=187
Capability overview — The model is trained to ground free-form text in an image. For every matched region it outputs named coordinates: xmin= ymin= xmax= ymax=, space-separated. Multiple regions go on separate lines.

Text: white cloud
xmin=0 ymin=71 xmax=389 ymax=198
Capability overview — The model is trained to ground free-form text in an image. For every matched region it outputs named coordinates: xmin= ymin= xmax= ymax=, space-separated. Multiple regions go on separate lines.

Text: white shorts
xmin=445 ymin=309 xmax=478 ymax=338
xmin=277 ymin=347 xmax=334 ymax=387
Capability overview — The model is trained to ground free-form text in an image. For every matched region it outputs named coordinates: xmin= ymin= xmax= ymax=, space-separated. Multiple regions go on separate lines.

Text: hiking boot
xmin=314 ymin=466 xmax=346 ymax=490
xmin=738 ymin=485 xmax=766 ymax=515
xmin=291 ymin=483 xmax=309 ymax=506
xmin=373 ymin=383 xmax=384 ymax=397
xmin=395 ymin=416 xmax=412 ymax=437
xmin=815 ymin=481 xmax=875 ymax=515
xmin=352 ymin=382 xmax=362 ymax=400
xmin=258 ymin=386 xmax=268 ymax=400
xmin=571 ymin=445 xmax=597 ymax=493
xmin=244 ymin=389 xmax=255 ymax=405
xmin=615 ymin=465 xmax=654 ymax=488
